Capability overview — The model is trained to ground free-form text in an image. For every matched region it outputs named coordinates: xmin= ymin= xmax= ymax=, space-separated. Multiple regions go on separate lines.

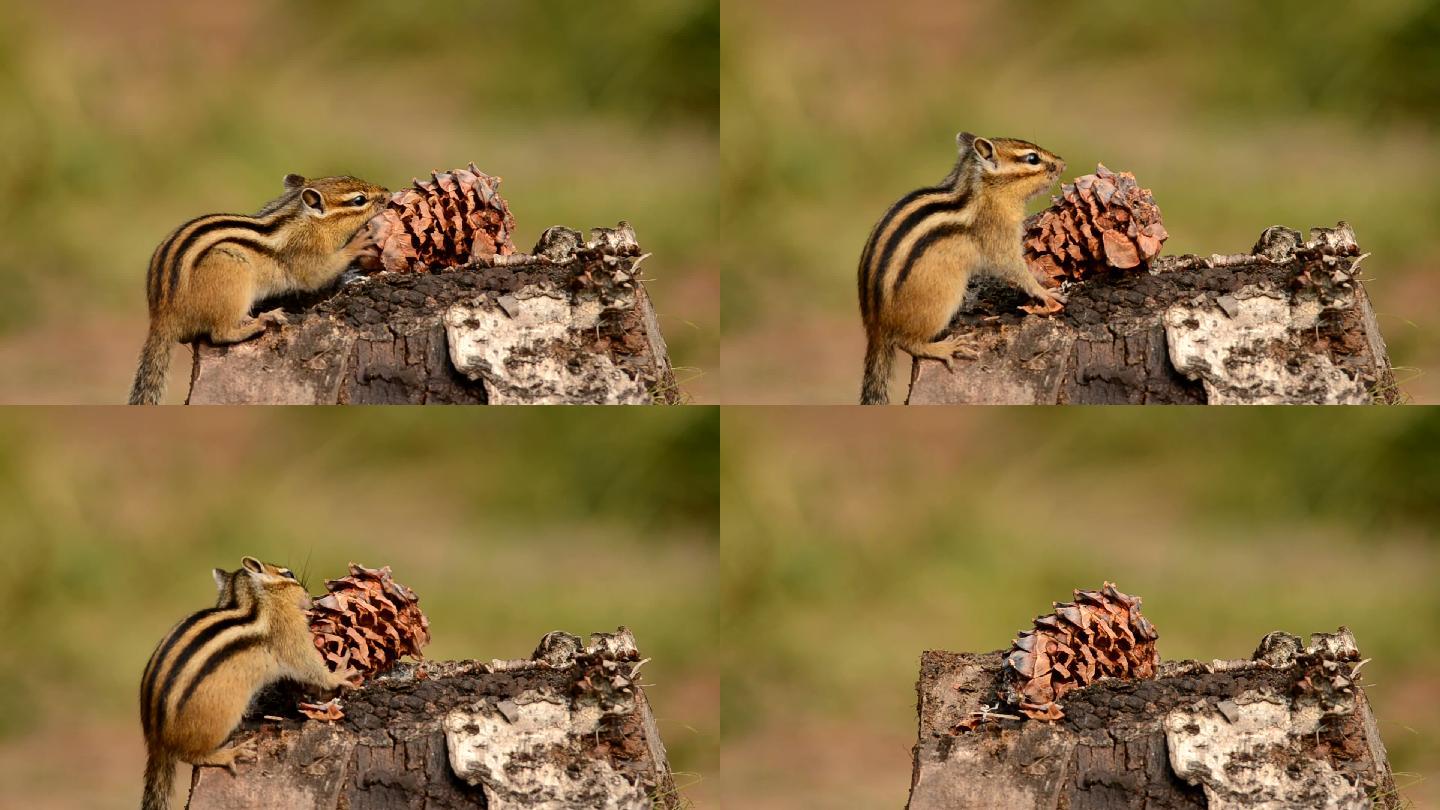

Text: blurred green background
xmin=721 ymin=0 xmax=1440 ymax=403
xmin=722 ymin=409 xmax=1440 ymax=808
xmin=0 ymin=0 xmax=718 ymax=403
xmin=0 ymin=408 xmax=719 ymax=808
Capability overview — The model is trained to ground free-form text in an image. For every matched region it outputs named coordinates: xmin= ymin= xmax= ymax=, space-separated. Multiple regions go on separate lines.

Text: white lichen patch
xmin=1164 ymin=287 xmax=1368 ymax=404
xmin=445 ymin=690 xmax=644 ymax=810
xmin=1165 ymin=692 xmax=1366 ymax=809
xmin=444 ymin=290 xmax=648 ymax=404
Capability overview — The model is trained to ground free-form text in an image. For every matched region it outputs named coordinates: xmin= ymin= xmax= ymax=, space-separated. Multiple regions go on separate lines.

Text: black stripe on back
xmin=174 ymin=635 xmax=264 ymax=717
xmin=146 ymin=243 xmax=166 ymax=311
xmin=152 ymin=598 xmax=258 ymax=736
xmin=857 ymin=229 xmax=880 ymax=317
xmin=859 ymin=186 xmax=945 ymax=315
xmin=891 ymin=222 xmax=970 ymax=297
xmin=163 ymin=215 xmax=284 ymax=299
xmin=869 ymin=188 xmax=971 ymax=312
xmin=154 ymin=215 xmax=230 ymax=300
xmin=191 ymin=236 xmax=278 ymax=269
xmin=140 ymin=607 xmax=221 ymax=735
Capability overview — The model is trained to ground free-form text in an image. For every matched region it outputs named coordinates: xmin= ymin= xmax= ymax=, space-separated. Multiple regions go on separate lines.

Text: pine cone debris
xmin=310 ymin=562 xmax=431 ymax=686
xmin=998 ymin=582 xmax=1158 ymax=722
xmin=363 ymin=163 xmax=518 ymax=274
xmin=1023 ymin=165 xmax=1169 ymax=288
xmin=297 ymin=698 xmax=344 ymax=722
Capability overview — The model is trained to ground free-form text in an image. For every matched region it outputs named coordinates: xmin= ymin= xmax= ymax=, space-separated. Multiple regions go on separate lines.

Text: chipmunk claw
xmin=916 ymin=335 xmax=979 ymax=372
xmin=196 ymin=741 xmax=254 ymax=777
xmin=335 ymin=665 xmax=364 ymax=689
xmin=257 ymin=308 xmax=289 ymax=329
xmin=228 ymin=745 xmax=257 ymax=775
xmin=1020 ymin=293 xmax=1066 ymax=316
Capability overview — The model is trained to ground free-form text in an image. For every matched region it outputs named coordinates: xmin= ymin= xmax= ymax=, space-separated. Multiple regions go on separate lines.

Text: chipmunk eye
xmin=350 ymin=195 xmax=368 ymax=206
xmin=1024 ymin=154 xmax=1042 ymax=165
xmin=281 ymin=570 xmax=297 ymax=580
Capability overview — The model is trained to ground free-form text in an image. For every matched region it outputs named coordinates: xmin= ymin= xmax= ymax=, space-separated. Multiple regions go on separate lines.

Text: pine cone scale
xmin=309 ymin=562 xmax=431 ymax=685
xmin=361 ymin=165 xmax=517 ymax=274
xmin=1023 ymin=165 xmax=1168 ymax=286
xmin=999 ymin=582 xmax=1159 ymax=721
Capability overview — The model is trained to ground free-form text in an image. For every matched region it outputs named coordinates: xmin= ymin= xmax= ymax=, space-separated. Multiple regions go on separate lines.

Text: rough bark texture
xmin=907 ymin=223 xmax=1399 ymax=405
xmin=908 ymin=628 xmax=1399 ymax=810
xmin=187 ymin=628 xmax=680 ymax=810
xmin=185 ymin=224 xmax=679 ymax=405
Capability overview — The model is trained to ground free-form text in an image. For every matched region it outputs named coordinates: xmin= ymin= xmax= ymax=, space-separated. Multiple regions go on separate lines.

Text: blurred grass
xmin=720 ymin=0 xmax=1440 ymax=403
xmin=0 ymin=0 xmax=718 ymax=402
xmin=722 ymin=408 xmax=1440 ymax=809
xmin=0 ymin=408 xmax=718 ymax=808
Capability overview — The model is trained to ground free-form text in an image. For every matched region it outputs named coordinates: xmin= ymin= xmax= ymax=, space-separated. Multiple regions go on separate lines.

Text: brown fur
xmin=139 ymin=557 xmax=357 ymax=810
xmin=128 ymin=175 xmax=388 ymax=404
xmin=858 ymin=133 xmax=1066 ymax=404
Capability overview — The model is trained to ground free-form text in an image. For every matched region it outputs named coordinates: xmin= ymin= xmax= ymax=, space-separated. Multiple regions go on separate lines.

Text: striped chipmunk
xmin=857 ymin=132 xmax=1067 ymax=404
xmin=128 ymin=174 xmax=388 ymax=404
xmin=139 ymin=557 xmax=359 ymax=810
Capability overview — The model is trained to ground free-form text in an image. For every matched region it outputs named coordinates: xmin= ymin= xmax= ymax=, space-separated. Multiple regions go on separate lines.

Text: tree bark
xmin=908 ymin=628 xmax=1399 ymax=809
xmin=187 ymin=628 xmax=681 ymax=810
xmin=907 ymin=223 xmax=1399 ymax=404
xmin=185 ymin=224 xmax=679 ymax=405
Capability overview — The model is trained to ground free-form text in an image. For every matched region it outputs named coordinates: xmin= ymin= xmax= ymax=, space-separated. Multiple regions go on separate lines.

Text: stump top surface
xmin=908 ymin=235 xmax=1398 ymax=404
xmin=911 ymin=637 xmax=1399 ymax=810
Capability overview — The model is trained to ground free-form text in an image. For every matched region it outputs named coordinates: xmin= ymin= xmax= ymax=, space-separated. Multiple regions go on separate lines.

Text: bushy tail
xmin=860 ymin=335 xmax=893 ymax=405
xmin=142 ymin=750 xmax=175 ymax=810
xmin=129 ymin=327 xmax=171 ymax=405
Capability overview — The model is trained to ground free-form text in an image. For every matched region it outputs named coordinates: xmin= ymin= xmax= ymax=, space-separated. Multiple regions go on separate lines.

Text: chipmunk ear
xmin=300 ymin=188 xmax=324 ymax=212
xmin=213 ymin=568 xmax=229 ymax=591
xmin=956 ymin=131 xmax=976 ymax=148
xmin=242 ymin=556 xmax=264 ymax=573
xmin=971 ymin=136 xmax=998 ymax=168
xmin=284 ymin=174 xmax=306 ymax=191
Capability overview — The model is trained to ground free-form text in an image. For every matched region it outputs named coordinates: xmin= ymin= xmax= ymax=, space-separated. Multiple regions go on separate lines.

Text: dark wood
xmin=187 ymin=629 xmax=680 ymax=810
xmin=186 ymin=224 xmax=679 ymax=405
xmin=908 ymin=629 xmax=1399 ymax=809
xmin=908 ymin=223 xmax=1399 ymax=405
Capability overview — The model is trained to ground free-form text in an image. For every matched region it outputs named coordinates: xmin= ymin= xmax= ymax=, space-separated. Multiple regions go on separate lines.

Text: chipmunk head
xmin=956 ymin=133 xmax=1065 ymax=202
xmin=282 ymin=174 xmax=389 ymax=223
xmin=214 ymin=556 xmax=312 ymax=611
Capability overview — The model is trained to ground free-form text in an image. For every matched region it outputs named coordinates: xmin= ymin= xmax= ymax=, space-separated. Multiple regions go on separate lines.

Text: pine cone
xmin=1023 ymin=165 xmax=1169 ymax=288
xmin=999 ymin=582 xmax=1158 ymax=721
xmin=310 ymin=562 xmax=431 ymax=684
xmin=362 ymin=163 xmax=518 ymax=274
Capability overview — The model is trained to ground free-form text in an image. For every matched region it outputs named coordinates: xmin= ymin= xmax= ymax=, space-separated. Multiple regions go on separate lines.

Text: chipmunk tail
xmin=129 ymin=327 xmax=172 ymax=405
xmin=861 ymin=335 xmax=893 ymax=405
xmin=141 ymin=749 xmax=176 ymax=810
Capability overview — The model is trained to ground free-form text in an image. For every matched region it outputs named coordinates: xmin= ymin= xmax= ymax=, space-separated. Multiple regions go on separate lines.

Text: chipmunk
xmin=139 ymin=557 xmax=358 ymax=810
xmin=857 ymin=132 xmax=1067 ymax=404
xmin=128 ymin=174 xmax=389 ymax=404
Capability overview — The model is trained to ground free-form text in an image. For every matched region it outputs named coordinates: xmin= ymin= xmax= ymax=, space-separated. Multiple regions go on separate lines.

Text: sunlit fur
xmin=139 ymin=557 xmax=354 ymax=810
xmin=858 ymin=133 xmax=1066 ymax=404
xmin=129 ymin=175 xmax=388 ymax=404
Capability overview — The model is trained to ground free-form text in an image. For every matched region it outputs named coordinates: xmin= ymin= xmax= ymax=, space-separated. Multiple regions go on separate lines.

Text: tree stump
xmin=908 ymin=628 xmax=1399 ymax=809
xmin=187 ymin=628 xmax=681 ymax=810
xmin=185 ymin=224 xmax=680 ymax=405
xmin=907 ymin=223 xmax=1399 ymax=404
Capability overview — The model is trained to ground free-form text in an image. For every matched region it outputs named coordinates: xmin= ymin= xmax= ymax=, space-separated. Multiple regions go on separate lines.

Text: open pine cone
xmin=362 ymin=163 xmax=518 ymax=274
xmin=310 ymin=562 xmax=431 ymax=685
xmin=1023 ymin=165 xmax=1169 ymax=288
xmin=999 ymin=582 xmax=1158 ymax=721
